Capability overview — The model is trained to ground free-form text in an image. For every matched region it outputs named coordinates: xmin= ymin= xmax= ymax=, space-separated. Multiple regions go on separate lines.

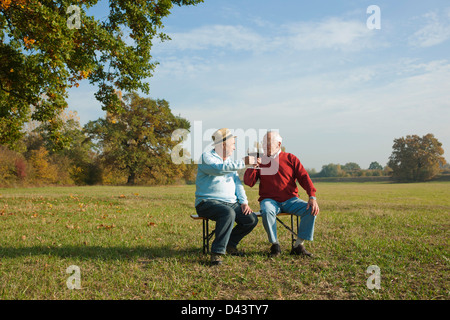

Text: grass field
xmin=0 ymin=182 xmax=448 ymax=300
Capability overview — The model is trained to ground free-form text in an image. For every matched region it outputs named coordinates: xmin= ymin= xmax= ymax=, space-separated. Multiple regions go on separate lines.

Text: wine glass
xmin=247 ymin=147 xmax=262 ymax=168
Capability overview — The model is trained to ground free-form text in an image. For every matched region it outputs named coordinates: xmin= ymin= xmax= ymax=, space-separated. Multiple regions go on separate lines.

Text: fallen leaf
xmin=97 ymin=224 xmax=115 ymax=230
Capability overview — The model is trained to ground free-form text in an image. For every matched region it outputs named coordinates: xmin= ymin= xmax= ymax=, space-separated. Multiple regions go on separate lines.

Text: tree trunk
xmin=127 ymin=170 xmax=136 ymax=185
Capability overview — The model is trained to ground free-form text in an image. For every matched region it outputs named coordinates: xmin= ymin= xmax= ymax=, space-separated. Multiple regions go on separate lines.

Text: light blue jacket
xmin=195 ymin=149 xmax=248 ymax=207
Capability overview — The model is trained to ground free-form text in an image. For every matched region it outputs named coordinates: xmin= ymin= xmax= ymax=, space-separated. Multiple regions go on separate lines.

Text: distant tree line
xmin=309 ymin=133 xmax=447 ymax=182
xmin=0 ymin=96 xmax=447 ymax=187
xmin=308 ymin=161 xmax=391 ymax=178
xmin=0 ymin=93 xmax=196 ymax=187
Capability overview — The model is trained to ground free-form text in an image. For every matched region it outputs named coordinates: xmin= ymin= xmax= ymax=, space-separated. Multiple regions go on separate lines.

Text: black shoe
xmin=290 ymin=244 xmax=313 ymax=257
xmin=226 ymin=246 xmax=244 ymax=257
xmin=269 ymin=243 xmax=281 ymax=257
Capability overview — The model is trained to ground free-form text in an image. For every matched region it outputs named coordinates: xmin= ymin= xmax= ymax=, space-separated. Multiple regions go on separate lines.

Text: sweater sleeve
xmin=292 ymin=155 xmax=317 ymax=197
xmin=234 ymin=172 xmax=248 ymax=204
xmin=243 ymin=168 xmax=260 ymax=187
xmin=199 ymin=152 xmax=246 ymax=176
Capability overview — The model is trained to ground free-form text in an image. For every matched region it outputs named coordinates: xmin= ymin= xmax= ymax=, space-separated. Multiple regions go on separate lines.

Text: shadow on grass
xmin=0 ymin=245 xmax=203 ymax=261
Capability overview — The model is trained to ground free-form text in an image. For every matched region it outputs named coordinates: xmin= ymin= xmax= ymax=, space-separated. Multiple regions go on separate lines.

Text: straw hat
xmin=211 ymin=128 xmax=236 ymax=145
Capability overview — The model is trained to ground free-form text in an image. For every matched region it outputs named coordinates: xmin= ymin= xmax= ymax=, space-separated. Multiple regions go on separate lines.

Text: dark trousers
xmin=195 ymin=200 xmax=258 ymax=254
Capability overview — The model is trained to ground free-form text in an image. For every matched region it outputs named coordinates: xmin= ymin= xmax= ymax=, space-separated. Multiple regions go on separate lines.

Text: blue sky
xmin=68 ymin=0 xmax=450 ymax=171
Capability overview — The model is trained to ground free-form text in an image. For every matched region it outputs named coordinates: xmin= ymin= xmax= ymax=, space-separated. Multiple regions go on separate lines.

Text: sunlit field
xmin=0 ymin=182 xmax=448 ymax=300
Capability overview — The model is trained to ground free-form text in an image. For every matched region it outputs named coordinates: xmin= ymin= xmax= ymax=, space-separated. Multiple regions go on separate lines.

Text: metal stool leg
xmin=203 ymin=218 xmax=208 ymax=254
xmin=201 ymin=218 xmax=216 ymax=254
xmin=291 ymin=214 xmax=295 ymax=250
xmin=207 ymin=224 xmax=215 ymax=254
xmin=276 ymin=215 xmax=299 ymax=250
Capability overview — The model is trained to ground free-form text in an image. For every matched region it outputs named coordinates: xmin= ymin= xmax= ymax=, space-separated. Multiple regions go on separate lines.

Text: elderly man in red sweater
xmin=244 ymin=131 xmax=319 ymax=257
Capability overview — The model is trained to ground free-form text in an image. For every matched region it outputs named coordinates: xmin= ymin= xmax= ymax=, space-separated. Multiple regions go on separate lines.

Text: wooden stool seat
xmin=190 ymin=212 xmax=299 ymax=254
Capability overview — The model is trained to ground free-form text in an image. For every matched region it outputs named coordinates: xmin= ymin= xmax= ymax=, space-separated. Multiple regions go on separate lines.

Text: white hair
xmin=266 ymin=131 xmax=282 ymax=144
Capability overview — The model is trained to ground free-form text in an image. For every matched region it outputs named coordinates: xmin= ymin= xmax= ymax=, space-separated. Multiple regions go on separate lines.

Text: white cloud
xmin=155 ymin=25 xmax=266 ymax=52
xmin=282 ymin=18 xmax=374 ymax=51
xmin=409 ymin=9 xmax=450 ymax=47
xmin=154 ymin=17 xmax=374 ymax=55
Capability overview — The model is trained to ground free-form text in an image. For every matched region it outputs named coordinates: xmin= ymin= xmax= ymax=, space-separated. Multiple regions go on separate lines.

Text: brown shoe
xmin=269 ymin=243 xmax=281 ymax=257
xmin=210 ymin=253 xmax=224 ymax=266
xmin=290 ymin=244 xmax=313 ymax=257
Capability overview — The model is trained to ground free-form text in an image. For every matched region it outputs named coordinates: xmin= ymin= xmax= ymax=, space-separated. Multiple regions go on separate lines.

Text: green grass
xmin=0 ymin=182 xmax=449 ymax=300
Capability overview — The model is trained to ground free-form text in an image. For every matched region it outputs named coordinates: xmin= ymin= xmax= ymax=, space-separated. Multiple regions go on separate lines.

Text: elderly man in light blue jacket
xmin=195 ymin=128 xmax=259 ymax=265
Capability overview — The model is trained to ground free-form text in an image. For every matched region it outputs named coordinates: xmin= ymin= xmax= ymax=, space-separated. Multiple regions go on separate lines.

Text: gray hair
xmin=265 ymin=131 xmax=282 ymax=144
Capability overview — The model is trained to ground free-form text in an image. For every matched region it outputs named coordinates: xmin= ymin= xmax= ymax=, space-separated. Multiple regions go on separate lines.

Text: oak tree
xmin=85 ymin=92 xmax=190 ymax=185
xmin=388 ymin=133 xmax=446 ymax=182
xmin=0 ymin=0 xmax=203 ymax=148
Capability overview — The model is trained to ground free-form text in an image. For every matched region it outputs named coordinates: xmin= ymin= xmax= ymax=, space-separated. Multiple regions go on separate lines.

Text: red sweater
xmin=244 ymin=152 xmax=316 ymax=202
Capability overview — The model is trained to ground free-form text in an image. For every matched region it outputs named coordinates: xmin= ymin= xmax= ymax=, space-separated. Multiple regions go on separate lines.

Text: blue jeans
xmin=260 ymin=197 xmax=316 ymax=244
xmin=195 ymin=200 xmax=258 ymax=254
